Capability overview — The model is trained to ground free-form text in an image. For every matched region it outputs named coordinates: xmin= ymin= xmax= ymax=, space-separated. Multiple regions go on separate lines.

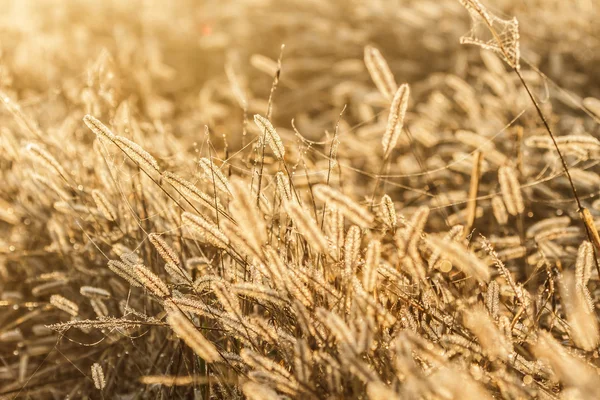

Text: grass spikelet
xmin=362 ymin=239 xmax=380 ymax=293
xmin=83 ymin=114 xmax=115 ymax=141
xmin=428 ymin=225 xmax=463 ymax=270
xmin=148 ymin=233 xmax=181 ymax=269
xmin=364 ymin=45 xmax=397 ymax=101
xmin=428 ymin=236 xmax=490 ymax=282
xmin=576 ymin=241 xmax=593 ymax=295
xmin=163 ymin=172 xmax=225 ymax=212
xmin=495 ymin=245 xmax=527 ymax=262
xmin=344 ymin=225 xmax=362 ymax=279
xmin=182 ymin=212 xmax=229 ymax=249
xmin=396 ymin=206 xmax=429 ymax=257
xmin=90 ymin=298 xmax=108 ymax=317
xmin=113 ymin=135 xmax=160 ymax=172
xmin=134 ymin=265 xmax=170 ymax=298
xmin=498 ymin=165 xmax=524 ymax=216
xmin=491 ymin=196 xmax=508 ymax=225
xmin=107 ymin=260 xmax=143 ymax=287
xmin=534 ymin=331 xmax=600 ymax=391
xmin=164 ymin=263 xmax=192 ymax=285
xmin=526 ymin=216 xmax=571 ymax=238
xmin=275 ymin=171 xmax=292 ymax=202
xmin=254 ymin=114 xmax=285 ymax=160
xmin=313 ymin=184 xmax=374 ymax=228
xmin=212 ymin=281 xmax=242 ymax=318
xmin=91 ymin=363 xmax=106 ymax=390
xmin=284 ymin=200 xmax=328 ymax=254
xmin=49 ymin=294 xmax=79 ymax=316
xmin=382 ymin=83 xmax=409 ymax=159
xmin=486 ymin=281 xmax=500 ymax=319
xmin=324 ymin=205 xmax=345 ymax=257
xmin=316 ymin=308 xmax=356 ymax=348
xmin=198 ymin=157 xmax=233 ymax=196
xmin=242 ymin=381 xmax=280 ymax=400
xmin=79 ymin=286 xmax=111 ymax=299
xmin=463 ymin=306 xmax=511 ymax=361
xmin=221 ymin=219 xmax=263 ymax=262
xmin=380 ymin=194 xmax=397 ymax=229
xmin=166 ymin=307 xmax=220 ymax=363
xmin=560 ymin=272 xmax=599 ymax=351
xmin=230 ymin=177 xmax=267 ymax=251
xmin=25 ymin=143 xmax=68 ymax=179
xmin=91 ymin=190 xmax=117 ymax=221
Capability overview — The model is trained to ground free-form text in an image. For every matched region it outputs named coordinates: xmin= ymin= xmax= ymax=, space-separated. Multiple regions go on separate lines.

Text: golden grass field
xmin=1 ymin=0 xmax=600 ymax=398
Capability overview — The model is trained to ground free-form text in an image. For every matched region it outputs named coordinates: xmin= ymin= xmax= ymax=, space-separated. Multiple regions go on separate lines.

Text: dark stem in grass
xmin=467 ymin=6 xmax=600 ymax=277
xmin=514 ymin=68 xmax=600 ymax=277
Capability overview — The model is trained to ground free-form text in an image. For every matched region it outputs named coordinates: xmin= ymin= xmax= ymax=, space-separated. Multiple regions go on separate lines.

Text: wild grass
xmin=0 ymin=0 xmax=600 ymax=398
